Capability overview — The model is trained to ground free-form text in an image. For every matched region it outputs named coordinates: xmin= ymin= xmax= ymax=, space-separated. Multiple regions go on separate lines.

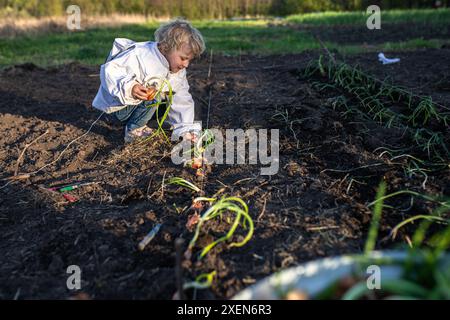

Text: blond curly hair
xmin=155 ymin=18 xmax=205 ymax=58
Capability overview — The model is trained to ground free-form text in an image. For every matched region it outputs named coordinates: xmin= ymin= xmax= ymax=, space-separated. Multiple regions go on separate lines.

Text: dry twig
xmin=14 ymin=129 xmax=49 ymax=176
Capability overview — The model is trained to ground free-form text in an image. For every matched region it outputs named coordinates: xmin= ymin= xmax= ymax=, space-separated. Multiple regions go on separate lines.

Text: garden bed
xmin=0 ymin=49 xmax=449 ymax=299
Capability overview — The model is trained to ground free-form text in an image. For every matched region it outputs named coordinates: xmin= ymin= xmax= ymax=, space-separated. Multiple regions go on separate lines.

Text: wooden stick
xmin=159 ymin=170 xmax=166 ymax=201
xmin=14 ymin=129 xmax=49 ymax=176
xmin=207 ymin=48 xmax=213 ymax=79
xmin=313 ymin=34 xmax=336 ymax=64
xmin=257 ymin=198 xmax=267 ymax=222
xmin=138 ymin=223 xmax=162 ymax=251
xmin=175 ymin=238 xmax=186 ymax=300
xmin=307 ymin=226 xmax=339 ymax=232
xmin=206 ymin=48 xmax=214 ymax=129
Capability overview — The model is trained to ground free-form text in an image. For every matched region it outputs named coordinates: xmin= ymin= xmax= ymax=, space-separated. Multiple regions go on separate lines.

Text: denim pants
xmin=113 ymin=103 xmax=156 ymax=132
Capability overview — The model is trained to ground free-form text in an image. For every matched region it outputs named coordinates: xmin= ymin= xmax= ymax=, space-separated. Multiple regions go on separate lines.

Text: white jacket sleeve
xmin=100 ymin=49 xmax=142 ymax=106
xmin=167 ymin=70 xmax=202 ymax=138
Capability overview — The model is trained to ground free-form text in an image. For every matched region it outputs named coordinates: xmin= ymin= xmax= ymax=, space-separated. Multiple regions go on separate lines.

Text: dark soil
xmin=0 ymin=48 xmax=449 ymax=299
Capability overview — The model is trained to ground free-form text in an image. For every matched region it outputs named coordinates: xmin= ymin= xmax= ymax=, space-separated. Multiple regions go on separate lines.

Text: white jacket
xmin=92 ymin=39 xmax=201 ymax=138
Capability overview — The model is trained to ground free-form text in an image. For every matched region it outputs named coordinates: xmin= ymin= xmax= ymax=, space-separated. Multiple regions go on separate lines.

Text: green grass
xmin=0 ymin=21 xmax=322 ymax=66
xmin=1 ymin=9 xmax=449 ymax=67
xmin=333 ymin=38 xmax=449 ymax=55
xmin=0 ymin=24 xmax=156 ymax=66
xmin=286 ymin=8 xmax=450 ymax=25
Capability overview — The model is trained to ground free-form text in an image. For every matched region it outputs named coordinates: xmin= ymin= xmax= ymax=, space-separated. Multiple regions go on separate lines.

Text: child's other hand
xmin=132 ymin=84 xmax=150 ymax=100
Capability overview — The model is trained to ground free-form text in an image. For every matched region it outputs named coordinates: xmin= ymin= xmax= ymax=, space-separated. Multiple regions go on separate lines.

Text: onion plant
xmin=367 ymin=189 xmax=450 ymax=209
xmin=303 ymin=56 xmax=450 ymax=161
xmin=141 ymin=77 xmax=174 ymax=142
xmin=390 ymin=215 xmax=448 ymax=240
xmin=187 ymin=196 xmax=254 ymax=259
xmin=341 ymin=182 xmax=450 ymax=300
xmin=183 ymin=270 xmax=217 ymax=290
xmin=182 ymin=129 xmax=216 ymax=168
xmin=167 ymin=177 xmax=201 ymax=193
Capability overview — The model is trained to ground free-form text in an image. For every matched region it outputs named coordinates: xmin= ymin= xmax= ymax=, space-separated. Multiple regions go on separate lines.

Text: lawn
xmin=0 ymin=9 xmax=449 ymax=67
xmin=286 ymin=8 xmax=450 ymax=25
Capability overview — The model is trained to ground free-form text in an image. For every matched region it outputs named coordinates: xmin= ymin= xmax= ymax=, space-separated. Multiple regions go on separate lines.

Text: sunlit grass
xmin=0 ymin=22 xmax=319 ymax=66
xmin=1 ymin=8 xmax=449 ymax=67
xmin=333 ymin=38 xmax=449 ymax=55
xmin=286 ymin=8 xmax=450 ymax=25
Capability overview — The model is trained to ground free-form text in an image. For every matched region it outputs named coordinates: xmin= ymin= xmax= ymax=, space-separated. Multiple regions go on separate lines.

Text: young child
xmin=92 ymin=19 xmax=205 ymax=143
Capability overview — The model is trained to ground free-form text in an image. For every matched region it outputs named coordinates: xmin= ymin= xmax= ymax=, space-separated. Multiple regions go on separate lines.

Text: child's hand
xmin=146 ymin=86 xmax=157 ymax=100
xmin=182 ymin=131 xmax=198 ymax=143
xmin=132 ymin=84 xmax=151 ymax=100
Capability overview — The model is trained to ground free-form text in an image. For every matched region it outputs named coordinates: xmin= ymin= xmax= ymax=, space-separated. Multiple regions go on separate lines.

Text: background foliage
xmin=1 ymin=0 xmax=449 ymax=18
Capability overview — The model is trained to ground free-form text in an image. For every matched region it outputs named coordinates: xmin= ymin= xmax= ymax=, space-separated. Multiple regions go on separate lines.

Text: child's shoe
xmin=124 ymin=125 xmax=154 ymax=144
